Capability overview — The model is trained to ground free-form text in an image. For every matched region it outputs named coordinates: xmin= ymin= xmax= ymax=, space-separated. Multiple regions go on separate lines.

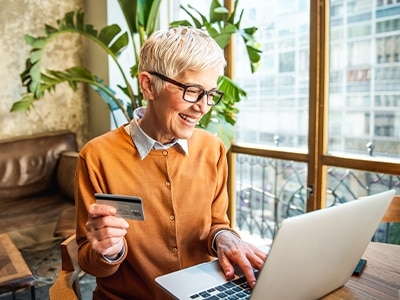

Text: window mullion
xmin=308 ymin=0 xmax=329 ymax=212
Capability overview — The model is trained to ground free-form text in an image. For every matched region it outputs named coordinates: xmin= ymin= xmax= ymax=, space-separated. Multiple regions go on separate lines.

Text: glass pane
xmin=328 ymin=0 xmax=400 ymax=159
xmin=234 ymin=154 xmax=308 ymax=239
xmin=325 ymin=166 xmax=400 ymax=244
xmin=234 ymin=0 xmax=310 ymax=149
xmin=233 ymin=156 xmax=400 ymax=242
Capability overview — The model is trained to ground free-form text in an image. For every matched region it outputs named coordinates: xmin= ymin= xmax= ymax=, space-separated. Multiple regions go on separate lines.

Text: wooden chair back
xmin=382 ymin=195 xmax=400 ymax=223
xmin=49 ymin=234 xmax=82 ymax=300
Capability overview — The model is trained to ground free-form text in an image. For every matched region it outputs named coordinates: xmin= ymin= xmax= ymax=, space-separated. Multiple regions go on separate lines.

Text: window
xmin=230 ymin=0 xmax=400 ymax=242
xmin=172 ymin=1 xmax=400 ymax=243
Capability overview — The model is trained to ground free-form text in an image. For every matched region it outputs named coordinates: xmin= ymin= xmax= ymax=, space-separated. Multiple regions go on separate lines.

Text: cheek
xmin=162 ymin=92 xmax=188 ymax=112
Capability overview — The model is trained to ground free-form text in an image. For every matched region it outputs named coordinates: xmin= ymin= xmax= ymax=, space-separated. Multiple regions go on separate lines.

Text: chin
xmin=176 ymin=129 xmax=194 ymax=140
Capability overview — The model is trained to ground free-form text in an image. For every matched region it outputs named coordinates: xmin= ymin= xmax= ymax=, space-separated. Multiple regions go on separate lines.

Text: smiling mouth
xmin=179 ymin=113 xmax=197 ymax=124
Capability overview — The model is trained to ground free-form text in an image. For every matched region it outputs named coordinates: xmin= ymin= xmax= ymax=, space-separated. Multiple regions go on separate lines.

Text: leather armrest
xmin=57 ymin=151 xmax=78 ymax=202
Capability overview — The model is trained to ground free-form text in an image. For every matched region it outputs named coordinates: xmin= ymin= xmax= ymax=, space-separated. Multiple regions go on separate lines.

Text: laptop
xmin=155 ymin=189 xmax=395 ymax=300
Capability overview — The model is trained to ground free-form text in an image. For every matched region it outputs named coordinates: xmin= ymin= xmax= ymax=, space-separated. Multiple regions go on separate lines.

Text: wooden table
xmin=0 ymin=233 xmax=36 ymax=299
xmin=324 ymin=242 xmax=400 ymax=299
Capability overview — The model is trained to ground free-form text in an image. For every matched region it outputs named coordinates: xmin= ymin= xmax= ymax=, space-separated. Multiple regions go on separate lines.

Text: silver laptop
xmin=156 ymin=189 xmax=395 ymax=300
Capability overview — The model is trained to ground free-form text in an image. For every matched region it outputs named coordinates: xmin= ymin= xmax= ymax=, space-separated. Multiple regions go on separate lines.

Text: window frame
xmin=226 ymin=0 xmax=400 ymax=225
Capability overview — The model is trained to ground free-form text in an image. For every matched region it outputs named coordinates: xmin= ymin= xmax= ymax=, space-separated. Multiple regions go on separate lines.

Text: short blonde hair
xmin=139 ymin=27 xmax=226 ymax=92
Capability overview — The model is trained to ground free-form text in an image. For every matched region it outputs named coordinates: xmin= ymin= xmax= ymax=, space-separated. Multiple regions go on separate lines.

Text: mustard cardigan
xmin=75 ymin=125 xmax=238 ymax=299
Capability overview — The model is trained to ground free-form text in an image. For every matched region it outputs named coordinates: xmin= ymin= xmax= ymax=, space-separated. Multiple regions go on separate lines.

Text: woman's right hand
xmin=86 ymin=203 xmax=129 ymax=259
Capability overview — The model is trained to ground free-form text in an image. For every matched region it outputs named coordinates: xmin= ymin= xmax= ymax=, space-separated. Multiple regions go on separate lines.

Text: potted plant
xmin=11 ymin=0 xmax=261 ymax=147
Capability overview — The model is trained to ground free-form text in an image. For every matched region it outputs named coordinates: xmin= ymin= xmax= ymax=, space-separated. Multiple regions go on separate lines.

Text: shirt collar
xmin=126 ymin=107 xmax=189 ymax=160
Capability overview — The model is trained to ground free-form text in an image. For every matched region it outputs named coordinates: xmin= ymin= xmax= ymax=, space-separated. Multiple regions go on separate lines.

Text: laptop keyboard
xmin=189 ymin=272 xmax=258 ymax=300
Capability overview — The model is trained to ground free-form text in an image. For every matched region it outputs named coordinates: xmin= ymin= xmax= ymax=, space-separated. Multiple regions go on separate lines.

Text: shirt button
xmin=165 ymin=181 xmax=171 ymax=187
xmin=169 ymin=215 xmax=175 ymax=221
xmin=172 ymin=247 xmax=178 ymax=253
xmin=162 ymin=150 xmax=168 ymax=156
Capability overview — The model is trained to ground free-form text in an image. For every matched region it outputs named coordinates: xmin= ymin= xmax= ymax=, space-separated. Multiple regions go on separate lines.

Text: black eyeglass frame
xmin=148 ymin=71 xmax=224 ymax=106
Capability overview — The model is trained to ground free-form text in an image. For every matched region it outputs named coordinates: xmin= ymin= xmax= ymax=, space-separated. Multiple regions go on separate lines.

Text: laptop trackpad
xmin=156 ymin=260 xmax=226 ymax=297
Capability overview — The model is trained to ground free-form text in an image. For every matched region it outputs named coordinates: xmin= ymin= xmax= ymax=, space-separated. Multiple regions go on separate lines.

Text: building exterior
xmin=234 ymin=0 xmax=400 ymax=158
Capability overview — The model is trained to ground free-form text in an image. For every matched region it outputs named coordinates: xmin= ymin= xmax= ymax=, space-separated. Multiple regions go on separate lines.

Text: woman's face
xmin=142 ymin=67 xmax=221 ymax=144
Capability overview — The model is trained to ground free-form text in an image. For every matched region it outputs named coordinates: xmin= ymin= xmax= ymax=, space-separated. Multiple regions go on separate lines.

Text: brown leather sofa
xmin=0 ymin=130 xmax=79 ymax=242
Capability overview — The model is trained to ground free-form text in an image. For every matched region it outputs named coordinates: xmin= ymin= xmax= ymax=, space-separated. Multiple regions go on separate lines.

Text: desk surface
xmin=324 ymin=242 xmax=400 ymax=299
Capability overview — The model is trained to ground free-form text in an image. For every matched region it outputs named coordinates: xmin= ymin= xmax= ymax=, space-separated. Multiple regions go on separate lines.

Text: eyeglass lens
xmin=184 ymin=87 xmax=222 ymax=105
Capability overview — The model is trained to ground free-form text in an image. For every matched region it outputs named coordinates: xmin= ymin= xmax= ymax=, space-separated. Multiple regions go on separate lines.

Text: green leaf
xmin=24 ymin=34 xmax=36 ymax=46
xmin=99 ymin=24 xmax=123 ymax=47
xmin=170 ymin=20 xmax=193 ymax=27
xmin=247 ymin=46 xmax=262 ymax=72
xmin=30 ymin=37 xmax=47 ymax=49
xmin=118 ymin=0 xmax=138 ymax=34
xmin=29 ymin=49 xmax=43 ymax=64
xmin=10 ymin=94 xmax=35 ymax=112
xmin=212 ymin=24 xmax=238 ymax=48
xmin=229 ymin=1 xmax=242 ymax=25
xmin=44 ymin=24 xmax=58 ymax=35
xmin=179 ymin=5 xmax=203 ymax=28
xmin=109 ymin=32 xmax=129 ymax=57
xmin=90 ymin=79 xmax=122 ymax=111
xmin=119 ymin=0 xmax=162 ymax=38
xmin=84 ymin=24 xmax=97 ymax=37
xmin=61 ymin=11 xmax=75 ymax=28
xmin=130 ymin=64 xmax=139 ymax=79
xmin=75 ymin=10 xmax=85 ymax=31
xmin=199 ymin=113 xmax=235 ymax=149
xmin=145 ymin=0 xmax=162 ymax=37
xmin=209 ymin=0 xmax=227 ymax=23
xmin=199 ymin=110 xmax=212 ymax=127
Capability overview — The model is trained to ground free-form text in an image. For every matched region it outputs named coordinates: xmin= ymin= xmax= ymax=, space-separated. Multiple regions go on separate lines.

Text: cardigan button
xmin=172 ymin=247 xmax=178 ymax=253
xmin=162 ymin=150 xmax=168 ymax=156
xmin=169 ymin=215 xmax=175 ymax=221
xmin=165 ymin=181 xmax=171 ymax=187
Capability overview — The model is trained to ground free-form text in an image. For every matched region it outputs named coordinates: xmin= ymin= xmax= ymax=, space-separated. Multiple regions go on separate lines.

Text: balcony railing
xmin=228 ymin=148 xmax=400 ymax=244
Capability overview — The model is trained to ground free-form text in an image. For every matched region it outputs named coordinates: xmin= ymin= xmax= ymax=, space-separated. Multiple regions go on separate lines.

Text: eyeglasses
xmin=149 ymin=71 xmax=224 ymax=106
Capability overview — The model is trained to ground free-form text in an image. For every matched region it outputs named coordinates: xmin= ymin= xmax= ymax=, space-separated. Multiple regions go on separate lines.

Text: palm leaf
xmin=18 ymin=10 xmax=133 ymax=119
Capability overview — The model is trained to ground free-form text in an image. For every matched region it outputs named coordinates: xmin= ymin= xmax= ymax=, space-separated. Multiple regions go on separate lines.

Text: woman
xmin=75 ymin=27 xmax=266 ymax=299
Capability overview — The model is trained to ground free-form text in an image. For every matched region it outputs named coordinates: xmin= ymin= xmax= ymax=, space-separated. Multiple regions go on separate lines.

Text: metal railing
xmin=228 ymin=148 xmax=400 ymax=243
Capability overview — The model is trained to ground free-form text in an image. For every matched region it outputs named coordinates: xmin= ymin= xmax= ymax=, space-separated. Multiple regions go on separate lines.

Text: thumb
xmin=88 ymin=203 xmax=117 ymax=218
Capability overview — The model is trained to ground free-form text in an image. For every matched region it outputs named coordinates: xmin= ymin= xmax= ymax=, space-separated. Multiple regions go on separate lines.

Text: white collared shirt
xmin=125 ymin=107 xmax=189 ymax=160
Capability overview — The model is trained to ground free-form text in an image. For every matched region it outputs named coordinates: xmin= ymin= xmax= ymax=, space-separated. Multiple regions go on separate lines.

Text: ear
xmin=139 ymin=72 xmax=155 ymax=101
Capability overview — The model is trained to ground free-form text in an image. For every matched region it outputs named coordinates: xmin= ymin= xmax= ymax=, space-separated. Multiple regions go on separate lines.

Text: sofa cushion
xmin=0 ymin=131 xmax=78 ymax=199
xmin=0 ymin=193 xmax=74 ymax=235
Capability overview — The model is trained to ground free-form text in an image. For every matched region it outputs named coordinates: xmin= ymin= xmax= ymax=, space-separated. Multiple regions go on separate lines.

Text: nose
xmin=194 ymin=93 xmax=212 ymax=113
xmin=198 ymin=91 xmax=214 ymax=106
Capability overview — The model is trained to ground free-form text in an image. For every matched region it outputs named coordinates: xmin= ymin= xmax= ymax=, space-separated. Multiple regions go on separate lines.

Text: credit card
xmin=95 ymin=193 xmax=145 ymax=221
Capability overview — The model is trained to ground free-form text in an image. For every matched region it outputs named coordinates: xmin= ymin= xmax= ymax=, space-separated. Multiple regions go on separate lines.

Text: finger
xmin=217 ymin=253 xmax=235 ymax=280
xmin=88 ymin=203 xmax=117 ymax=219
xmin=248 ymin=248 xmax=267 ymax=269
xmin=86 ymin=222 xmax=127 ymax=254
xmin=240 ymin=266 xmax=257 ymax=288
xmin=87 ymin=220 xmax=128 ymax=237
xmin=86 ymin=215 xmax=129 ymax=233
xmin=89 ymin=234 xmax=125 ymax=256
xmin=226 ymin=246 xmax=260 ymax=288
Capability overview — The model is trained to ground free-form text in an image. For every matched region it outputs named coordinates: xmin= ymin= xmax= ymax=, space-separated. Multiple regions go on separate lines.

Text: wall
xmin=0 ymin=0 xmax=109 ymax=148
xmin=84 ymin=0 xmax=111 ymax=140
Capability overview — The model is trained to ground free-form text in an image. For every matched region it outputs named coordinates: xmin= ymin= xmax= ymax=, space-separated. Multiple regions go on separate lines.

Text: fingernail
xmin=250 ymin=281 xmax=256 ymax=288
